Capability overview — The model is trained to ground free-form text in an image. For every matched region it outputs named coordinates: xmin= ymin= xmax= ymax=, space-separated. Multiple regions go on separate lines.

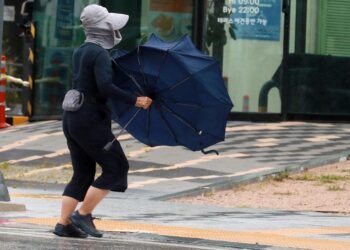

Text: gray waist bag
xmin=62 ymin=89 xmax=84 ymax=111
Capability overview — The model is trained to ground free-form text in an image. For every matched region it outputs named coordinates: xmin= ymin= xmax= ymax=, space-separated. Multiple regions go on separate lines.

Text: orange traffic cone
xmin=0 ymin=55 xmax=10 ymax=129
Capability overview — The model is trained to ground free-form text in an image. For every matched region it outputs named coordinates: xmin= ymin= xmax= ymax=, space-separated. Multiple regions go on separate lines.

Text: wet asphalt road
xmin=0 ymin=233 xmax=213 ymax=250
xmin=0 ymin=224 xmax=242 ymax=250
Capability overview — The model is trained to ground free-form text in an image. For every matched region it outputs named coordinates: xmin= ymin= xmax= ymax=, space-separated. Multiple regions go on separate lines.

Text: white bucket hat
xmin=80 ymin=4 xmax=129 ymax=30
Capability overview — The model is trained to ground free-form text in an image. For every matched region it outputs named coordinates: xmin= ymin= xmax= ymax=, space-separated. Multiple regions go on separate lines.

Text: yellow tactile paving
xmin=304 ymin=135 xmax=340 ymax=142
xmin=256 ymin=138 xmax=280 ymax=143
xmin=264 ymin=227 xmax=350 ymax=236
xmin=129 ymin=153 xmax=248 ymax=175
xmin=6 ymin=164 xmax=71 ymax=179
xmin=117 ymin=134 xmax=133 ymax=141
xmin=12 ymin=217 xmax=350 ymax=250
xmin=226 ymin=124 xmax=287 ymax=132
xmin=10 ymin=194 xmax=62 ymax=200
xmin=6 ymin=149 xmax=69 ymax=164
xmin=128 ymin=166 xmax=272 ymax=188
xmin=278 ymin=122 xmax=307 ymax=126
xmin=253 ymin=142 xmax=278 ymax=147
xmin=278 ymin=122 xmax=334 ymax=127
xmin=126 ymin=146 xmax=166 ymax=158
xmin=0 ymin=132 xmax=63 ymax=152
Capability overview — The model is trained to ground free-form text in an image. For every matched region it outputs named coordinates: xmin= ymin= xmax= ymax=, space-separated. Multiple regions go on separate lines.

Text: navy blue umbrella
xmin=110 ymin=34 xmax=233 ymax=154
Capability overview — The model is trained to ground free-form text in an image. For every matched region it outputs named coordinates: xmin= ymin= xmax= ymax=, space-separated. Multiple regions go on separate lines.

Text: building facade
xmin=5 ymin=0 xmax=350 ymax=121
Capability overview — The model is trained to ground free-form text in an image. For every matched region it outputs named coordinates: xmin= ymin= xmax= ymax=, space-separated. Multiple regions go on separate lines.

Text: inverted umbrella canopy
xmin=110 ymin=34 xmax=233 ymax=153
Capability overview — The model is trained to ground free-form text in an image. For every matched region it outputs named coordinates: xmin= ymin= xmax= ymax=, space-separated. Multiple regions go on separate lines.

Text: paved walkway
xmin=1 ymin=120 xmax=350 ymax=249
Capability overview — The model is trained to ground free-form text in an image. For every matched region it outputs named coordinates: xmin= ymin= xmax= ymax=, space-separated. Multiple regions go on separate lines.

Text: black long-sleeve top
xmin=72 ymin=42 xmax=137 ymax=104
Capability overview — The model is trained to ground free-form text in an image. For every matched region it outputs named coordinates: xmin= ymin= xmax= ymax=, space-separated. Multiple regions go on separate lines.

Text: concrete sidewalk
xmin=1 ymin=120 xmax=350 ymax=249
xmin=3 ymin=184 xmax=350 ymax=250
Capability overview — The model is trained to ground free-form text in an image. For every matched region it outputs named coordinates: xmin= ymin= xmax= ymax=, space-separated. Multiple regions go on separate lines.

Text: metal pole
xmin=0 ymin=0 xmax=4 ymax=57
xmin=295 ymin=0 xmax=307 ymax=53
xmin=281 ymin=0 xmax=291 ymax=120
xmin=213 ymin=0 xmax=225 ymax=70
xmin=192 ymin=0 xmax=206 ymax=51
xmin=0 ymin=1 xmax=10 ymax=201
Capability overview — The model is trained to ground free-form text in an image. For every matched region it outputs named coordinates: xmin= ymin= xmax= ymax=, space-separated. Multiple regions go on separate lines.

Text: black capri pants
xmin=62 ymin=103 xmax=129 ymax=202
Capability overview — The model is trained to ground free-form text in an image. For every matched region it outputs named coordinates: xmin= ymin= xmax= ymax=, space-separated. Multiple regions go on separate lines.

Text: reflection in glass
xmin=33 ymin=0 xmax=98 ymax=117
xmin=33 ymin=0 xmax=194 ymax=117
xmin=287 ymin=1 xmax=350 ymax=115
xmin=204 ymin=0 xmax=283 ymax=113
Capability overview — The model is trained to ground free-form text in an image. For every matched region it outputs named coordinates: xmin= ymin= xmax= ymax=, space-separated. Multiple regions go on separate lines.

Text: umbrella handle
xmin=104 ymin=108 xmax=142 ymax=152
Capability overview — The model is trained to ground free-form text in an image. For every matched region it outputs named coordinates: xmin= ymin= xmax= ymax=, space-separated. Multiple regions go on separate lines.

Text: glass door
xmin=203 ymin=0 xmax=284 ymax=114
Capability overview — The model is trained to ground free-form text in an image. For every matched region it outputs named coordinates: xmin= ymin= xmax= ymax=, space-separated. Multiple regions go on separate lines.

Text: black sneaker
xmin=70 ymin=211 xmax=103 ymax=238
xmin=53 ymin=223 xmax=88 ymax=238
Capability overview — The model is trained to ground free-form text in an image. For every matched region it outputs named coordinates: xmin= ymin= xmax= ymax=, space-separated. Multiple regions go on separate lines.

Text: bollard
xmin=242 ymin=95 xmax=250 ymax=112
xmin=0 ymin=171 xmax=10 ymax=201
xmin=0 ymin=55 xmax=10 ymax=129
xmin=0 ymin=55 xmax=11 ymax=201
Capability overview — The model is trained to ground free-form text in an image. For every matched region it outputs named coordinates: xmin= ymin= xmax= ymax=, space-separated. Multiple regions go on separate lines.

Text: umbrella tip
xmin=201 ymin=149 xmax=219 ymax=155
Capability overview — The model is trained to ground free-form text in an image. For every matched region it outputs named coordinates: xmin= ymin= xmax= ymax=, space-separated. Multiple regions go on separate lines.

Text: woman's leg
xmin=54 ymin=195 xmax=88 ymax=238
xmin=58 ymin=196 xmax=79 ymax=225
xmin=68 ymin=110 xmax=128 ymax=237
xmin=59 ymin=132 xmax=96 ymax=223
xmin=78 ymin=187 xmax=109 ymax=215
xmin=69 ymin=186 xmax=109 ymax=238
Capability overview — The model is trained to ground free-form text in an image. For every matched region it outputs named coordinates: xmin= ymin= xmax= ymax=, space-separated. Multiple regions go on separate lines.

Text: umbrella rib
xmin=160 ymin=60 xmax=218 ymax=96
xmin=146 ymin=107 xmax=151 ymax=146
xmin=169 ymin=37 xmax=185 ymax=51
xmin=145 ymin=40 xmax=213 ymax=88
xmin=159 ymin=97 xmax=202 ymax=109
xmin=112 ymin=59 xmax=146 ymax=96
xmin=161 ymin=104 xmax=199 ymax=134
xmin=155 ymin=51 xmax=170 ymax=86
xmin=137 ymin=46 xmax=150 ymax=90
xmin=158 ymin=108 xmax=179 ymax=143
xmin=157 ymin=75 xmax=191 ymax=95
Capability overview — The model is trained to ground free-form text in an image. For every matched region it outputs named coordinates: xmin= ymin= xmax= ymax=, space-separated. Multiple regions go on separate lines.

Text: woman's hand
xmin=135 ymin=96 xmax=153 ymax=109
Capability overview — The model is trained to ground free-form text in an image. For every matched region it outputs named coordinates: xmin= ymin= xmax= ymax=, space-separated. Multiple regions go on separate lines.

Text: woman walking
xmin=53 ymin=4 xmax=152 ymax=238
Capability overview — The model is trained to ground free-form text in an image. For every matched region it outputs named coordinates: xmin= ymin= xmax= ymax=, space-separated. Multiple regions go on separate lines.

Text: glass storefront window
xmin=28 ymin=0 xmax=350 ymax=119
xmin=33 ymin=0 xmax=98 ymax=117
xmin=204 ymin=0 xmax=284 ymax=114
xmin=104 ymin=0 xmax=193 ymax=48
xmin=3 ymin=0 xmax=25 ymax=116
xmin=33 ymin=0 xmax=193 ymax=118
xmin=286 ymin=0 xmax=350 ymax=115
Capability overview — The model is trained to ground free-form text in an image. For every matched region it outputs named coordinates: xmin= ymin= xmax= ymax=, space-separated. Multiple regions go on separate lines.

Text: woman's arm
xmin=94 ymin=51 xmax=152 ymax=109
xmin=94 ymin=51 xmax=137 ymax=104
